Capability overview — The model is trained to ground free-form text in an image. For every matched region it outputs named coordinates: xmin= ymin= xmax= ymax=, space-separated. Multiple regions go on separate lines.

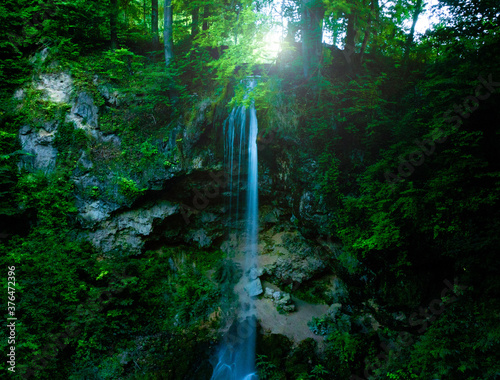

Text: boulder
xmin=245 ymin=278 xmax=263 ymax=297
xmin=276 ymin=292 xmax=291 ymax=305
xmin=248 ymin=267 xmax=259 ymax=280
xmin=264 ymin=287 xmax=274 ymax=299
xmin=265 ymin=256 xmax=325 ymax=288
xmin=282 ymin=304 xmax=296 ymax=312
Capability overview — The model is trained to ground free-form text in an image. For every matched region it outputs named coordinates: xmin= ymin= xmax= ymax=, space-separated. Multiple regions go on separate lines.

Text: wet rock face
xmin=258 ymin=230 xmax=328 ymax=289
xmin=265 ymin=256 xmax=326 ymax=289
xmin=18 ymin=125 xmax=58 ymax=172
xmin=66 ymin=92 xmax=99 ymax=130
xmin=15 ymin=65 xmax=338 ymax=262
xmin=299 ymin=191 xmax=330 ymax=235
xmin=81 ymin=200 xmax=179 ymax=253
xmin=77 ymin=198 xmax=120 ymax=228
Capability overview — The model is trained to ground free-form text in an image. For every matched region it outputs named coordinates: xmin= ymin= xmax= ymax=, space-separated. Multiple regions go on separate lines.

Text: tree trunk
xmin=202 ymin=6 xmax=210 ymax=31
xmin=191 ymin=7 xmax=199 ymax=38
xmin=301 ymin=0 xmax=325 ymax=78
xmin=404 ymin=0 xmax=422 ymax=62
xmin=152 ymin=0 xmax=159 ymax=48
xmin=164 ymin=0 xmax=174 ymax=65
xmin=359 ymin=30 xmax=369 ymax=64
xmin=110 ymin=0 xmax=118 ymax=49
xmin=345 ymin=12 xmax=356 ymax=53
xmin=359 ymin=0 xmax=376 ymax=64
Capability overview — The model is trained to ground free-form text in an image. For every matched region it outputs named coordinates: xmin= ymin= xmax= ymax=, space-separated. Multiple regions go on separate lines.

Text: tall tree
xmin=191 ymin=6 xmax=199 ymax=38
xmin=359 ymin=0 xmax=377 ymax=63
xmin=202 ymin=5 xmax=211 ymax=31
xmin=404 ymin=0 xmax=422 ymax=62
xmin=344 ymin=1 xmax=357 ymax=53
xmin=152 ymin=0 xmax=159 ymax=47
xmin=301 ymin=0 xmax=325 ymax=78
xmin=164 ymin=0 xmax=174 ymax=65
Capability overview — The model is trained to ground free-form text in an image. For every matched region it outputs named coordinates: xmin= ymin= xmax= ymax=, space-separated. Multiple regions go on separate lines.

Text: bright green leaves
xmin=194 ymin=0 xmax=273 ymax=82
xmin=117 ymin=176 xmax=146 ymax=200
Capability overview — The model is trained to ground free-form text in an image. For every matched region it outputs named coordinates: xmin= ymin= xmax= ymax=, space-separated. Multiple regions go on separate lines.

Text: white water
xmin=211 ymin=78 xmax=259 ymax=380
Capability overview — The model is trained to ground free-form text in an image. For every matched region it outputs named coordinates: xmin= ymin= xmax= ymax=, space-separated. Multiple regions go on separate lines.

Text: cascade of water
xmin=211 ymin=78 xmax=259 ymax=380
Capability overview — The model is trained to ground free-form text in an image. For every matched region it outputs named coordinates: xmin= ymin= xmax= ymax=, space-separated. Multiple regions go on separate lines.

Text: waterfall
xmin=211 ymin=78 xmax=259 ymax=380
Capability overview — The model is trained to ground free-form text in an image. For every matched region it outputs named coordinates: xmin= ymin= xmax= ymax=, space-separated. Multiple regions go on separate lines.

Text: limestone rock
xmin=264 ymin=287 xmax=274 ymax=299
xmin=260 ymin=207 xmax=280 ymax=224
xmin=248 ymin=267 xmax=259 ymax=280
xmin=265 ymin=255 xmax=326 ymax=288
xmin=13 ymin=88 xmax=25 ymax=100
xmin=299 ymin=191 xmax=330 ymax=235
xmin=35 ymin=72 xmax=73 ymax=103
xmin=187 ymin=229 xmax=211 ymax=248
xmin=77 ymin=199 xmax=119 ymax=228
xmin=18 ymin=126 xmax=58 ymax=173
xmin=282 ymin=304 xmax=295 ymax=312
xmin=245 ymin=278 xmax=263 ymax=297
xmin=65 ymin=92 xmax=99 ymax=130
xmin=82 ymin=200 xmax=179 ymax=253
xmin=266 ymin=290 xmax=295 ymax=313
xmin=276 ymin=292 xmax=291 ymax=305
xmin=73 ymin=151 xmax=93 ymax=177
xmin=329 ymin=277 xmax=349 ymax=304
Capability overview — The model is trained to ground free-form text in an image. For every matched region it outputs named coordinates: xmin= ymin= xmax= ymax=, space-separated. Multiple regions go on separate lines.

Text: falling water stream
xmin=210 ymin=78 xmax=259 ymax=380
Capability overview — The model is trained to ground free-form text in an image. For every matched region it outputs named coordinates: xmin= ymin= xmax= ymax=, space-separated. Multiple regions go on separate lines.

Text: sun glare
xmin=261 ymin=29 xmax=283 ymax=61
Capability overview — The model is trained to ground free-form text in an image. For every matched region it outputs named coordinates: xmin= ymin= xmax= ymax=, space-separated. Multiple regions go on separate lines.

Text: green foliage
xmin=16 ymin=170 xmax=77 ymax=231
xmin=256 ymin=354 xmax=280 ymax=380
xmin=405 ymin=297 xmax=500 ymax=379
xmin=308 ymin=316 xmax=333 ymax=336
xmin=386 ymin=370 xmax=419 ymax=380
xmin=117 ymin=176 xmax=145 ymax=200
xmin=297 ymin=364 xmax=330 ymax=380
xmin=0 ymin=112 xmax=22 ymax=217
xmin=140 ymin=139 xmax=158 ymax=158
xmin=54 ymin=122 xmax=88 ymax=155
xmin=293 ymin=278 xmax=330 ymax=304
xmin=165 ymin=261 xmax=220 ymax=326
xmin=0 ymin=0 xmax=499 ymax=378
xmin=213 ymin=259 xmax=242 ymax=285
xmin=326 ymin=330 xmax=361 ymax=364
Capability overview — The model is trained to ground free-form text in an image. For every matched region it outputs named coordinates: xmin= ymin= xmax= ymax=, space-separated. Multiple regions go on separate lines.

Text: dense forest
xmin=0 ymin=0 xmax=499 ymax=379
